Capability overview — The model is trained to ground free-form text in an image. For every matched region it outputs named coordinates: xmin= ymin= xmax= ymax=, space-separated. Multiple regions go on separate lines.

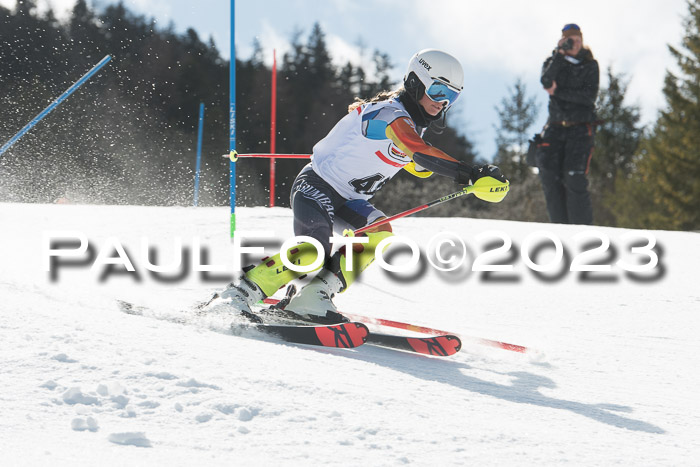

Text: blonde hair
xmin=348 ymin=88 xmax=404 ymax=113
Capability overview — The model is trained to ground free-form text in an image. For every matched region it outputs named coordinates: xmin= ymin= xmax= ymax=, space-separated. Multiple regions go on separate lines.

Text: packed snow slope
xmin=1 ymin=203 xmax=699 ymax=466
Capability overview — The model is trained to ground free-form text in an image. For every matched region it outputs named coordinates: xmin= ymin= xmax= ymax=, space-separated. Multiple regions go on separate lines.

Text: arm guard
xmin=385 ymin=117 xmax=472 ymax=183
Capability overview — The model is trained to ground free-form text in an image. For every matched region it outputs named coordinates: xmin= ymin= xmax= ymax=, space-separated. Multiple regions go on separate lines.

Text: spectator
xmin=537 ymin=23 xmax=599 ymax=224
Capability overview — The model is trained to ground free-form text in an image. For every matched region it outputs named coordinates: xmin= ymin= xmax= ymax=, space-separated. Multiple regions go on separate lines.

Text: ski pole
xmin=354 ymin=175 xmax=509 ymax=235
xmin=0 ymin=55 xmax=112 ymax=158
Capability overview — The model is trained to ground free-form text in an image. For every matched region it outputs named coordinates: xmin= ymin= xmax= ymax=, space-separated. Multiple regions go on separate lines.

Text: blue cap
xmin=562 ymin=23 xmax=582 ymax=37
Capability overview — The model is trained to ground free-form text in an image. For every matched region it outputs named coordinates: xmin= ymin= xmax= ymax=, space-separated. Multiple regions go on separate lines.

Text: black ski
xmin=233 ymin=321 xmax=369 ymax=348
xmin=117 ymin=298 xmax=459 ymax=355
xmin=117 ymin=299 xmax=368 ymax=349
xmin=366 ymin=333 xmax=461 ymax=356
xmin=256 ymin=295 xmax=462 ymax=357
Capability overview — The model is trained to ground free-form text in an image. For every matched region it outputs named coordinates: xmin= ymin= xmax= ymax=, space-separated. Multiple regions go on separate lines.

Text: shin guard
xmin=246 ymin=242 xmax=325 ymax=297
xmin=328 ymin=230 xmax=394 ymax=292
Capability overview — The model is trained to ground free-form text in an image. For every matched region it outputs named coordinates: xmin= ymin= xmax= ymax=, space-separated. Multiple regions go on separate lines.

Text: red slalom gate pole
xmin=270 ymin=49 xmax=277 ymax=207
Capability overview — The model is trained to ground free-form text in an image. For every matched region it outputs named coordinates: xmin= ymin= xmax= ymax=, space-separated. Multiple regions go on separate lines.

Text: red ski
xmin=235 ymin=321 xmax=369 ymax=348
xmin=367 ymin=333 xmax=462 ymax=356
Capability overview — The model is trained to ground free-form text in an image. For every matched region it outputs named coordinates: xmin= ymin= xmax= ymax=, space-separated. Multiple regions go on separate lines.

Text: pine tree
xmin=615 ymin=0 xmax=700 ymax=230
xmin=0 ymin=8 xmax=476 ymax=210
xmin=364 ymin=50 xmax=394 ymax=97
xmin=590 ymin=67 xmax=642 ymax=226
xmin=493 ymin=78 xmax=539 ymax=179
xmin=69 ymin=0 xmax=101 ymax=60
xmin=491 ymin=78 xmax=547 ymax=222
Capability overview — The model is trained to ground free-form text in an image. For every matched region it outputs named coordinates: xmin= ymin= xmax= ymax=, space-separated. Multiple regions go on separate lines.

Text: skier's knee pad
xmin=246 ymin=242 xmax=325 ymax=297
xmin=329 ymin=230 xmax=394 ymax=291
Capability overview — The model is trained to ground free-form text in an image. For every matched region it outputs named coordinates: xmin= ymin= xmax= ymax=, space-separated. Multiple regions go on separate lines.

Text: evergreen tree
xmin=491 ymin=78 xmax=547 ymax=222
xmin=14 ymin=0 xmax=37 ymax=16
xmin=590 ymin=67 xmax=642 ymax=226
xmin=363 ymin=50 xmax=394 ymax=97
xmin=493 ymin=78 xmax=539 ymax=178
xmin=0 ymin=7 xmax=476 ymax=213
xmin=615 ymin=0 xmax=700 ymax=230
xmin=69 ymin=0 xmax=102 ymax=61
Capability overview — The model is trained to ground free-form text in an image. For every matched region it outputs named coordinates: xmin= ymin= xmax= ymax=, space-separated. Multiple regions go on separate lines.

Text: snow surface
xmin=1 ymin=203 xmax=699 ymax=466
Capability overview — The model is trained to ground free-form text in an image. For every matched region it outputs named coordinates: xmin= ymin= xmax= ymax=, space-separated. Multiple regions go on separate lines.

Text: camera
xmin=559 ymin=38 xmax=574 ymax=51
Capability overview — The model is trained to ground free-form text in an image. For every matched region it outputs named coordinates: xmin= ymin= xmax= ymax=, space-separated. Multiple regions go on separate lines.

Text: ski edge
xmin=263 ymin=297 xmax=528 ymax=354
xmin=233 ymin=321 xmax=369 ymax=349
xmin=367 ymin=333 xmax=462 ymax=357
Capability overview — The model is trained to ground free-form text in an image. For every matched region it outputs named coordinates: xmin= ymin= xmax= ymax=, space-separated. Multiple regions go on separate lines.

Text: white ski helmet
xmin=404 ymin=49 xmax=464 ymax=109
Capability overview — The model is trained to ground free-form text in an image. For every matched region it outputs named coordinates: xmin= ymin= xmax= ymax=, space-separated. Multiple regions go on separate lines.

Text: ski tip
xmin=448 ymin=335 xmax=462 ymax=354
xmin=355 ymin=322 xmax=370 ymax=344
xmin=477 ymin=338 xmax=528 ymax=353
xmin=406 ymin=334 xmax=462 ymax=357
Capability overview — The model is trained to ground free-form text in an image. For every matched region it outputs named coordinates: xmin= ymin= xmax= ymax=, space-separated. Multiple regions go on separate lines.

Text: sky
xmin=4 ymin=0 xmax=690 ymax=160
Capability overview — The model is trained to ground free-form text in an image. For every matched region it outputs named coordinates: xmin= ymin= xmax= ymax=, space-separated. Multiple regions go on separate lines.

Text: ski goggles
xmin=425 ymin=79 xmax=461 ymax=107
xmin=562 ymin=23 xmax=581 ymax=32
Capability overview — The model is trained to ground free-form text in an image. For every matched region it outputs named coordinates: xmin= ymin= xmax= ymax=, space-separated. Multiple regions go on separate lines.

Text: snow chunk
xmin=176 ymin=378 xmax=220 ymax=390
xmin=137 ymin=400 xmax=160 ymax=408
xmin=121 ymin=405 xmax=137 ymax=418
xmin=108 ymin=432 xmax=152 ymax=448
xmin=145 ymin=372 xmax=177 ymax=380
xmin=214 ymin=403 xmax=237 ymax=415
xmin=40 ymin=380 xmax=58 ymax=390
xmin=195 ymin=412 xmax=213 ymax=423
xmin=236 ymin=407 xmax=259 ymax=422
xmin=71 ymin=417 xmax=99 ymax=432
xmin=52 ymin=353 xmax=77 ymax=363
xmin=62 ymin=388 xmax=99 ymax=406
xmin=110 ymin=394 xmax=130 ymax=409
xmin=96 ymin=382 xmax=126 ymax=397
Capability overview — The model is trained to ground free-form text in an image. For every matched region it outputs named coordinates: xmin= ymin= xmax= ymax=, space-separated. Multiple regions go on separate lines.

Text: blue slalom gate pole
xmin=194 ymin=102 xmax=205 ymax=207
xmin=0 ymin=55 xmax=112 ymax=158
xmin=229 ymin=0 xmax=237 ymax=237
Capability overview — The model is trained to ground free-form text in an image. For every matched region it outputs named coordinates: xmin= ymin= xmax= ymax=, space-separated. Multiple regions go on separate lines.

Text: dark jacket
xmin=540 ymin=48 xmax=599 ymax=123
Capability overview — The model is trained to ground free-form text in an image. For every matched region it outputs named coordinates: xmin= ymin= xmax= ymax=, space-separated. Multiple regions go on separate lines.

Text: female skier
xmin=221 ymin=49 xmax=507 ymax=322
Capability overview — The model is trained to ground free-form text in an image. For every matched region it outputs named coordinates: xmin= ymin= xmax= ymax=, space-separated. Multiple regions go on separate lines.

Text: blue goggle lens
xmin=426 ymin=80 xmax=461 ymax=107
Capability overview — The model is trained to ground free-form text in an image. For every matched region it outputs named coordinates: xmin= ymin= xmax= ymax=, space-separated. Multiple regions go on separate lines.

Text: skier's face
xmin=418 ymin=93 xmax=445 ymax=116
